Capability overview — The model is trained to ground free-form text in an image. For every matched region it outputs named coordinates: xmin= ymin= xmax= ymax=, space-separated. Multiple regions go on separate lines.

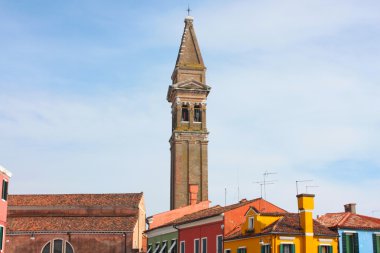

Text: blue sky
xmin=1 ymin=0 xmax=380 ymax=216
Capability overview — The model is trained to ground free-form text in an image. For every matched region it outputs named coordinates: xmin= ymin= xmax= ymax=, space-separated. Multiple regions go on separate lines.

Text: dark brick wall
xmin=6 ymin=233 xmax=134 ymax=253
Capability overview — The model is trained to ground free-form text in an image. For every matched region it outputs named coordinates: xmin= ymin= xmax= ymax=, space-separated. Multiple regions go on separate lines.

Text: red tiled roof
xmin=318 ymin=212 xmax=380 ymax=230
xmin=7 ymin=216 xmax=137 ymax=232
xmin=225 ymin=213 xmax=337 ymax=240
xmin=8 ymin=193 xmax=143 ymax=208
xmin=148 ymin=198 xmax=286 ymax=231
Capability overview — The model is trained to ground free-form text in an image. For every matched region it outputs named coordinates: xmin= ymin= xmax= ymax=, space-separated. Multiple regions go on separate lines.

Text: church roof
xmin=174 ymin=16 xmax=205 ymax=70
xmin=7 ymin=216 xmax=138 ymax=233
xmin=8 ymin=193 xmax=143 ymax=208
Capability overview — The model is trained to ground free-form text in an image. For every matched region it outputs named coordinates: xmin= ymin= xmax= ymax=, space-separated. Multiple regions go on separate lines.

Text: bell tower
xmin=167 ymin=16 xmax=211 ymax=210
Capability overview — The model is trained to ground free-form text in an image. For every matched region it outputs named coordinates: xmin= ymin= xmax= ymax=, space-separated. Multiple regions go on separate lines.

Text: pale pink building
xmin=0 ymin=165 xmax=11 ymax=253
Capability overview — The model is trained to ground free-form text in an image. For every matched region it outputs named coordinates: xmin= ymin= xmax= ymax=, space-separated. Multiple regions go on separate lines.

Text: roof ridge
xmin=337 ymin=212 xmax=352 ymax=226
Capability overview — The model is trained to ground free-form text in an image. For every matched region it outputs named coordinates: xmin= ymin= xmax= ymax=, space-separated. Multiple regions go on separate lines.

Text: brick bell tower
xmin=167 ymin=16 xmax=211 ymax=210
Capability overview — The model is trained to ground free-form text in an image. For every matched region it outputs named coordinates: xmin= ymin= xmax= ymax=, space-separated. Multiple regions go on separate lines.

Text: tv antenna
xmin=254 ymin=180 xmax=276 ymax=198
xmin=296 ymin=179 xmax=313 ymax=195
xmin=305 ymin=185 xmax=319 ymax=193
xmin=261 ymin=171 xmax=277 ymax=199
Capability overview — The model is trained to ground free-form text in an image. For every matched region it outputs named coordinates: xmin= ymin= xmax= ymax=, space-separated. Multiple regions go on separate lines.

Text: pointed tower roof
xmin=175 ymin=16 xmax=205 ymax=69
xmin=171 ymin=16 xmax=207 ymax=85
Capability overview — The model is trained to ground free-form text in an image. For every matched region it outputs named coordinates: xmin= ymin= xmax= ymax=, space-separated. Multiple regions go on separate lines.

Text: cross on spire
xmin=186 ymin=5 xmax=191 ymax=16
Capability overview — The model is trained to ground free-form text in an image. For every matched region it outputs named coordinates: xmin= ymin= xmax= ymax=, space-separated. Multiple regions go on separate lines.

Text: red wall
xmin=178 ymin=221 xmax=223 ymax=253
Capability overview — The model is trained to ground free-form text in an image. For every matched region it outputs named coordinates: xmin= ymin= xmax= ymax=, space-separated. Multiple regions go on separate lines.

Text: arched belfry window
xmin=42 ymin=239 xmax=74 ymax=253
xmin=181 ymin=105 xmax=189 ymax=122
xmin=194 ymin=105 xmax=202 ymax=122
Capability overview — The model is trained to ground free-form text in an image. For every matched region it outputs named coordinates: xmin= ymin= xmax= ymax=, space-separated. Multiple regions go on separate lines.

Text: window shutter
xmin=0 ymin=226 xmax=3 ymax=250
xmin=280 ymin=244 xmax=283 ymax=253
xmin=353 ymin=233 xmax=359 ymax=253
xmin=318 ymin=246 xmax=322 ymax=253
xmin=373 ymin=234 xmax=378 ymax=253
xmin=328 ymin=246 xmax=333 ymax=253
xmin=342 ymin=233 xmax=347 ymax=253
xmin=291 ymin=244 xmax=295 ymax=253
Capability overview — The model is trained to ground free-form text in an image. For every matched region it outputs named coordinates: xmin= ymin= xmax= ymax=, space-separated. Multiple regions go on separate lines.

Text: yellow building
xmin=224 ymin=194 xmax=338 ymax=253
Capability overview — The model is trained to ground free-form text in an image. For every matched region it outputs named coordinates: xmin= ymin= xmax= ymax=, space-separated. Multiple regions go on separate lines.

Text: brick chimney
xmin=189 ymin=185 xmax=199 ymax=205
xmin=344 ymin=203 xmax=356 ymax=214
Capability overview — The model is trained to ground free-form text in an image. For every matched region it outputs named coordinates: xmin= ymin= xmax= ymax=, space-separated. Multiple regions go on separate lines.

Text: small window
xmin=194 ymin=239 xmax=200 ymax=253
xmin=180 ymin=241 xmax=185 ymax=253
xmin=194 ymin=105 xmax=202 ymax=122
xmin=217 ymin=235 xmax=223 ymax=253
xmin=225 ymin=250 xmax=231 ymax=253
xmin=147 ymin=244 xmax=152 ymax=253
xmin=201 ymin=238 xmax=207 ymax=253
xmin=2 ymin=180 xmax=8 ymax=201
xmin=261 ymin=245 xmax=271 ymax=253
xmin=42 ymin=239 xmax=74 ymax=253
xmin=373 ymin=234 xmax=380 ymax=253
xmin=318 ymin=245 xmax=332 ymax=253
xmin=237 ymin=247 xmax=246 ymax=253
xmin=0 ymin=226 xmax=3 ymax=251
xmin=342 ymin=233 xmax=359 ymax=253
xmin=159 ymin=241 xmax=168 ymax=253
xmin=154 ymin=242 xmax=161 ymax=253
xmin=248 ymin=217 xmax=254 ymax=231
xmin=182 ymin=105 xmax=189 ymax=122
xmin=280 ymin=244 xmax=294 ymax=253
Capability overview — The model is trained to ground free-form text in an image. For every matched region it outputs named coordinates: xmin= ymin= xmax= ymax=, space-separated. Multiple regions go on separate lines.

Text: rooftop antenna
xmin=263 ymin=171 xmax=277 ymax=199
xmin=305 ymin=185 xmax=319 ymax=193
xmin=224 ymin=187 xmax=227 ymax=206
xmin=186 ymin=5 xmax=192 ymax=16
xmin=254 ymin=180 xmax=276 ymax=198
xmin=296 ymin=179 xmax=313 ymax=195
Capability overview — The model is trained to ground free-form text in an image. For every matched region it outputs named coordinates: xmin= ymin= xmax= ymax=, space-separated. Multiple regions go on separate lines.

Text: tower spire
xmin=171 ymin=16 xmax=206 ymax=85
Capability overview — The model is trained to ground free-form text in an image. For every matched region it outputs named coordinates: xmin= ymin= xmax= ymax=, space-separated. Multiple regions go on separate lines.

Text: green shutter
xmin=0 ymin=226 xmax=3 ymax=250
xmin=374 ymin=234 xmax=379 ymax=253
xmin=329 ymin=246 xmax=333 ymax=253
xmin=342 ymin=233 xmax=347 ymax=253
xmin=318 ymin=246 xmax=322 ymax=253
xmin=353 ymin=233 xmax=359 ymax=253
xmin=280 ymin=244 xmax=283 ymax=253
xmin=291 ymin=244 xmax=295 ymax=253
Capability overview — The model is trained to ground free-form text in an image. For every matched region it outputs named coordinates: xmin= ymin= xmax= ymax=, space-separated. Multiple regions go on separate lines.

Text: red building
xmin=0 ymin=165 xmax=12 ymax=253
xmin=170 ymin=198 xmax=286 ymax=253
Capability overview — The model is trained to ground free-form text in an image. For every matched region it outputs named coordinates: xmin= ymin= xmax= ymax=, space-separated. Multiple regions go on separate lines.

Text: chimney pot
xmin=344 ymin=203 xmax=356 ymax=214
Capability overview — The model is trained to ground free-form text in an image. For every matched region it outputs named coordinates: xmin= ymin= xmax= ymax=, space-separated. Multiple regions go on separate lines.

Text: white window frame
xmin=216 ymin=235 xmax=223 ymax=253
xmin=201 ymin=237 xmax=207 ymax=253
xmin=40 ymin=238 xmax=75 ymax=253
xmin=180 ymin=241 xmax=185 ymax=253
xmin=237 ymin=246 xmax=247 ymax=253
xmin=248 ymin=217 xmax=254 ymax=231
xmin=194 ymin=239 xmax=200 ymax=253
xmin=224 ymin=249 xmax=231 ymax=253
xmin=1 ymin=179 xmax=8 ymax=202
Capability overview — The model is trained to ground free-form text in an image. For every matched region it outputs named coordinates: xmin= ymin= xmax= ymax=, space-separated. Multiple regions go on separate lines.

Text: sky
xmin=1 ymin=0 xmax=380 ymax=217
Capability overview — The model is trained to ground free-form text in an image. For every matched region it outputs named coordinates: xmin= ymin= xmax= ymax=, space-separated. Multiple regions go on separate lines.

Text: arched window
xmin=181 ymin=105 xmax=189 ymax=122
xmin=194 ymin=105 xmax=202 ymax=122
xmin=42 ymin=239 xmax=74 ymax=253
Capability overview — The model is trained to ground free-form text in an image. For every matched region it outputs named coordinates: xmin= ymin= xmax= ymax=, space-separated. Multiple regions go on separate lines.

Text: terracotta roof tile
xmin=7 ymin=216 xmax=137 ymax=232
xmin=8 ymin=193 xmax=143 ymax=208
xmin=225 ymin=213 xmax=337 ymax=240
xmin=318 ymin=212 xmax=380 ymax=230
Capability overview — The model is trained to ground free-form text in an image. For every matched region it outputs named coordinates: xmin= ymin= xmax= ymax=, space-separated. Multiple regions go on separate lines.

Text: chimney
xmin=344 ymin=203 xmax=356 ymax=214
xmin=297 ymin=194 xmax=315 ymax=253
xmin=189 ymin=185 xmax=199 ymax=205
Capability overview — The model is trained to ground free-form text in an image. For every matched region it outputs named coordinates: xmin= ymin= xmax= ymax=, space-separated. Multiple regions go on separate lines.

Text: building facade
xmin=318 ymin=203 xmax=380 ymax=253
xmin=0 ymin=165 xmax=11 ymax=253
xmin=167 ymin=16 xmax=211 ymax=210
xmin=6 ymin=193 xmax=146 ymax=253
xmin=225 ymin=194 xmax=338 ymax=253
